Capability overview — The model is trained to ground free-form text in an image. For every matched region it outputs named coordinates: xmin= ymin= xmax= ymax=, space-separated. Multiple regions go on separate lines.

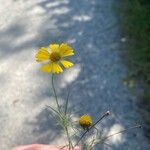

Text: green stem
xmin=46 ymin=105 xmax=63 ymax=118
xmin=51 ymin=74 xmax=61 ymax=113
xmin=65 ymin=88 xmax=70 ymax=115
xmin=65 ymin=126 xmax=73 ymax=150
xmin=51 ymin=74 xmax=73 ymax=149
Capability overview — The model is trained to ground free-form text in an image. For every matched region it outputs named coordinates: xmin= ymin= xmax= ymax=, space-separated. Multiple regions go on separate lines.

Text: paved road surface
xmin=0 ymin=0 xmax=149 ymax=150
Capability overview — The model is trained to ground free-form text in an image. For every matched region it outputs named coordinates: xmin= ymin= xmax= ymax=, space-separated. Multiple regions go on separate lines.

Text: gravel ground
xmin=0 ymin=0 xmax=149 ymax=150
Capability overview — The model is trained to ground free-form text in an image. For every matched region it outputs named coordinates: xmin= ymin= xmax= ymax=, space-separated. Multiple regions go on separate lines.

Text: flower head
xmin=79 ymin=115 xmax=93 ymax=130
xmin=35 ymin=43 xmax=74 ymax=73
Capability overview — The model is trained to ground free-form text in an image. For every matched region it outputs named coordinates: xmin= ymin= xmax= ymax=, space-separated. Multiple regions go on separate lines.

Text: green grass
xmin=120 ymin=0 xmax=150 ymax=101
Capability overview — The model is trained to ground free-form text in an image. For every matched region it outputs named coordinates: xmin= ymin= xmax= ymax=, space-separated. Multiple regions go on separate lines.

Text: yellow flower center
xmin=79 ymin=115 xmax=93 ymax=130
xmin=50 ymin=52 xmax=61 ymax=62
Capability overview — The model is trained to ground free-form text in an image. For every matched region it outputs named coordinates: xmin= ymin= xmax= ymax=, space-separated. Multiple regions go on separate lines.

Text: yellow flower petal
xmin=51 ymin=63 xmax=63 ymax=74
xmin=41 ymin=63 xmax=52 ymax=73
xmin=59 ymin=43 xmax=74 ymax=57
xmin=49 ymin=44 xmax=59 ymax=52
xmin=61 ymin=60 xmax=74 ymax=68
xmin=35 ymin=47 xmax=50 ymax=62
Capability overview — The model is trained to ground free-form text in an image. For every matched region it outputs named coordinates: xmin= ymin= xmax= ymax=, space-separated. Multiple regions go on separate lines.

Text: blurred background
xmin=0 ymin=0 xmax=149 ymax=150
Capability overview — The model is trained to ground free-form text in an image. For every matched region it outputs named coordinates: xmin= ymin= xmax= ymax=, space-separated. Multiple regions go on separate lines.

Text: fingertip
xmin=74 ymin=146 xmax=81 ymax=150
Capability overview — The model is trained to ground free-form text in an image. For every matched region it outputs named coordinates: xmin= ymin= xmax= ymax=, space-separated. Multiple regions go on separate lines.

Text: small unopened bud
xmin=138 ymin=125 xmax=142 ymax=128
xmin=106 ymin=111 xmax=110 ymax=116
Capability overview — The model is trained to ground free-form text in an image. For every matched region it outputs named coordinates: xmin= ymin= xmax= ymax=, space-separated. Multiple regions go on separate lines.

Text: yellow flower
xmin=35 ymin=43 xmax=74 ymax=73
xmin=79 ymin=115 xmax=93 ymax=130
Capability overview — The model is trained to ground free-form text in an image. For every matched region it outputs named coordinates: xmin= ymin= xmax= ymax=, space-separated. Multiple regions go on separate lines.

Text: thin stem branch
xmin=65 ymin=88 xmax=70 ymax=115
xmin=51 ymin=74 xmax=61 ymax=113
xmin=65 ymin=126 xmax=73 ymax=150
xmin=89 ymin=136 xmax=96 ymax=150
xmin=59 ymin=145 xmax=68 ymax=150
xmin=74 ymin=111 xmax=110 ymax=147
xmin=101 ymin=124 xmax=141 ymax=141
xmin=103 ymin=142 xmax=116 ymax=150
xmin=46 ymin=105 xmax=63 ymax=118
